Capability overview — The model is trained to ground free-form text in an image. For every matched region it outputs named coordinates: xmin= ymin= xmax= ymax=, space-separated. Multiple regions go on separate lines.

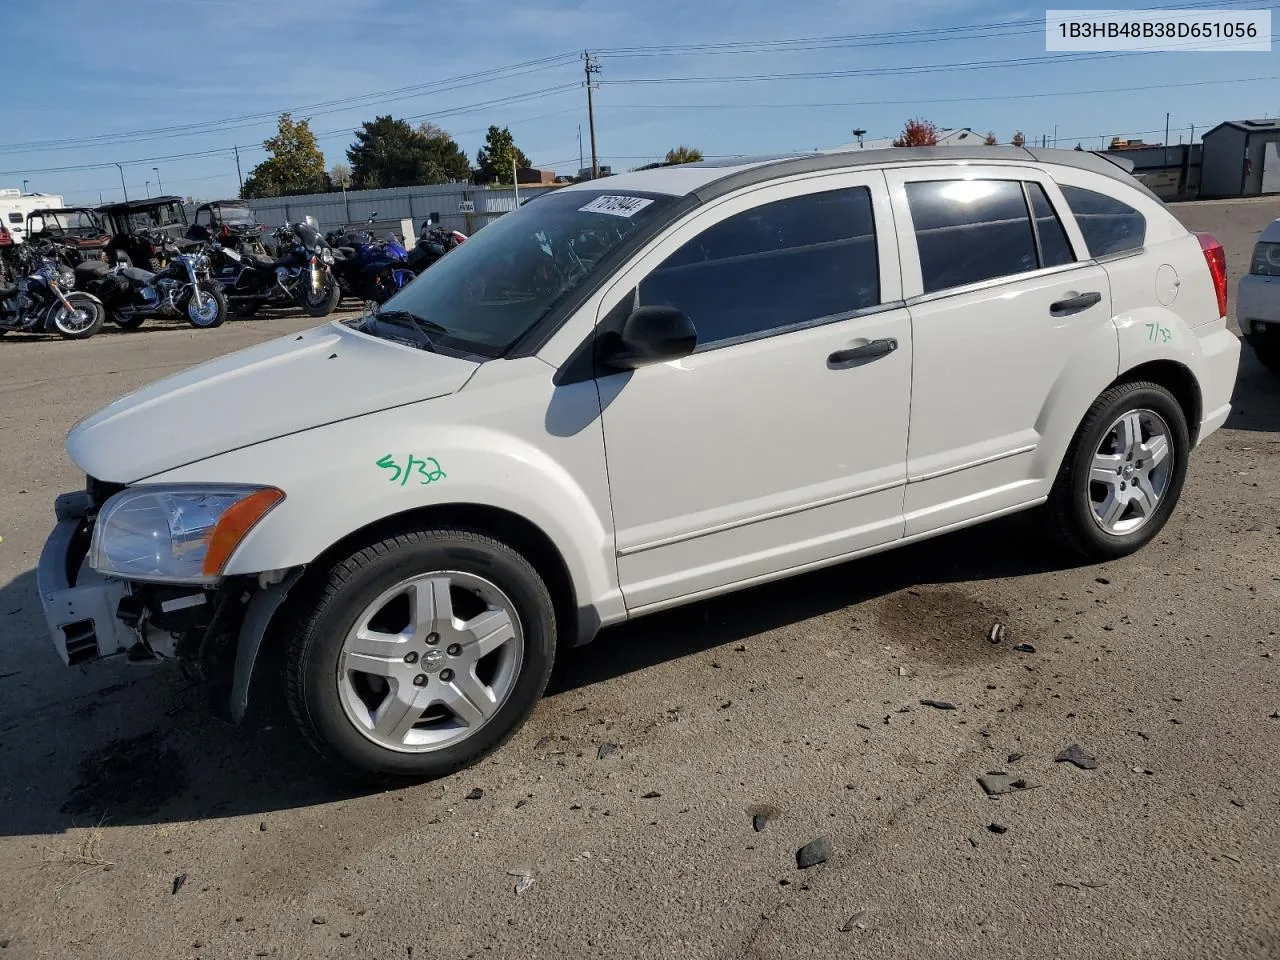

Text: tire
xmin=231 ymin=300 xmax=260 ymax=319
xmin=285 ymin=528 xmax=556 ymax=785
xmin=113 ymin=313 xmax=146 ymax=331
xmin=1045 ymin=380 xmax=1190 ymax=560
xmin=299 ymin=274 xmax=342 ymax=317
xmin=1251 ymin=339 xmax=1280 ymax=373
xmin=184 ymin=281 xmax=227 ymax=329
xmin=51 ymin=294 xmax=105 ymax=340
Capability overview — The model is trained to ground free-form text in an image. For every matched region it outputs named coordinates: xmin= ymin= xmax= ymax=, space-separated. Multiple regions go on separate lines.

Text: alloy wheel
xmin=1088 ymin=408 xmax=1174 ymax=536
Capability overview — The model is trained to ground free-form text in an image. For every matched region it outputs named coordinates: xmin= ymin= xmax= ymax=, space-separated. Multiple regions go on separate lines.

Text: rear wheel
xmin=112 ymin=312 xmax=146 ymax=331
xmin=1046 ymin=381 xmax=1189 ymax=560
xmin=51 ymin=294 xmax=104 ymax=340
xmin=285 ymin=528 xmax=556 ymax=785
xmin=184 ymin=281 xmax=227 ymax=329
xmin=231 ymin=300 xmax=260 ymax=319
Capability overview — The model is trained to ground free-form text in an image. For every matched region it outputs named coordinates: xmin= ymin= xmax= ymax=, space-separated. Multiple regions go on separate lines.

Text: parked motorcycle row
xmin=0 ymin=205 xmax=467 ymax=341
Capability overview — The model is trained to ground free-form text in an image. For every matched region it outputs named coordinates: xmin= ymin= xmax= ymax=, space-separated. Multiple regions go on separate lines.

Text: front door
xmin=882 ymin=166 xmax=1116 ymax=535
xmin=596 ymin=172 xmax=912 ymax=613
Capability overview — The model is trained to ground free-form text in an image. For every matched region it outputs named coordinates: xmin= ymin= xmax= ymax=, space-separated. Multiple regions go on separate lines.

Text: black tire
xmin=231 ymin=300 xmax=260 ymax=319
xmin=183 ymin=281 xmax=227 ymax=329
xmin=1251 ymin=340 xmax=1280 ymax=373
xmin=299 ymin=274 xmax=342 ymax=317
xmin=113 ymin=313 xmax=147 ymax=331
xmin=1045 ymin=380 xmax=1190 ymax=560
xmin=285 ymin=528 xmax=557 ymax=785
xmin=52 ymin=294 xmax=105 ymax=340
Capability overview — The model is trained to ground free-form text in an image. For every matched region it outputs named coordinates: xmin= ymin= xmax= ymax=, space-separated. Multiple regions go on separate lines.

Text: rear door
xmin=883 ymin=164 xmax=1116 ymax=535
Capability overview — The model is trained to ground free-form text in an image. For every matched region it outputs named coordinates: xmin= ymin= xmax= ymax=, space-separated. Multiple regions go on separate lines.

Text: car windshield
xmin=371 ymin=189 xmax=675 ymax=357
xmin=216 ymin=203 xmax=256 ymax=225
xmin=126 ymin=203 xmax=182 ymax=231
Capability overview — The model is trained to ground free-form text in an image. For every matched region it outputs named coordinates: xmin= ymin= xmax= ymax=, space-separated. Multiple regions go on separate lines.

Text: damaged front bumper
xmin=36 ymin=490 xmax=136 ymax=665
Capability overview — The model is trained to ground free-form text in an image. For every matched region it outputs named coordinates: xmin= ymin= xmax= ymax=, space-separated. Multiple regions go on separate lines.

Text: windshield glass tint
xmin=376 ymin=189 xmax=675 ymax=356
xmin=45 ymin=211 xmax=99 ymax=232
xmin=218 ymin=204 xmax=255 ymax=224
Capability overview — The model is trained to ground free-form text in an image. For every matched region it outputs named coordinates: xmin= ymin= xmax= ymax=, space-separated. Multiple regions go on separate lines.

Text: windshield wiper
xmin=374 ymin=310 xmax=448 ymax=352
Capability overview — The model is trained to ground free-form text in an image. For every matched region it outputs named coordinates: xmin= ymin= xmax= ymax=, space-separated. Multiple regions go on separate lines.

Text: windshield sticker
xmin=578 ymin=195 xmax=654 ymax=218
xmin=376 ymin=454 xmax=446 ymax=487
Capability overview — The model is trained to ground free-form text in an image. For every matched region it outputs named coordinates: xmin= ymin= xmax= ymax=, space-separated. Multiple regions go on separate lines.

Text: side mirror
xmin=604 ymin=306 xmax=697 ymax=370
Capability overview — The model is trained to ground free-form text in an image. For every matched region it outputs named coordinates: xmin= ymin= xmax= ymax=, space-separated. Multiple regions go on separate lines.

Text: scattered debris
xmin=897 ymin=666 xmax=908 ymax=677
xmin=1231 ymin=799 xmax=1246 ymax=809
xmin=311 ymin=916 xmax=326 ymax=925
xmin=1055 ymin=744 xmax=1098 ymax=770
xmin=919 ymin=699 xmax=956 ymax=711
xmin=1007 ymin=752 xmax=1023 ymax=763
xmin=977 ymin=772 xmax=1039 ymax=796
xmin=1013 ymin=643 xmax=1036 ymax=654
xmin=753 ymin=813 xmax=770 ymax=833
xmin=840 ymin=909 xmax=873 ymax=932
xmin=641 ymin=791 xmax=662 ymax=799
xmin=259 ymin=822 xmax=267 ymax=832
xmin=1095 ymin=577 xmax=1111 ymax=585
xmin=596 ymin=742 xmax=619 ymax=760
xmin=1270 ymin=711 xmax=1280 ymax=720
xmin=515 ymin=797 xmax=531 ymax=809
xmin=1223 ymin=853 xmax=1242 ymax=864
xmin=534 ymin=735 xmax=556 ymax=749
xmin=856 ymin=722 xmax=871 ymax=731
xmin=987 ymin=822 xmax=1009 ymax=834
xmin=988 ymin=623 xmax=1007 ymax=645
xmin=1131 ymin=766 xmax=1153 ymax=775
xmin=796 ymin=838 xmax=833 ymax=869
xmin=719 ymin=700 xmax=732 ymax=710
xmin=734 ymin=644 xmax=747 ymax=652
xmin=968 ymin=836 xmax=980 ymax=848
xmin=465 ymin=787 xmax=484 ymax=801
xmin=514 ymin=875 xmax=535 ymax=895
xmin=172 ymin=873 xmax=187 ymax=896
xmin=1080 ymin=881 xmax=1108 ymax=889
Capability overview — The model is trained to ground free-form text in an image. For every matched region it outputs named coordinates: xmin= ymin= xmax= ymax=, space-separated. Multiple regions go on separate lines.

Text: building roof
xmin=555 ymin=145 xmax=1147 ymax=201
xmin=1204 ymin=119 xmax=1280 ymax=139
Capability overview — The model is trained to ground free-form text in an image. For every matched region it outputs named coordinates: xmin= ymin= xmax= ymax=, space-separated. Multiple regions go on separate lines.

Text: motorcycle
xmin=207 ymin=219 xmax=342 ymax=318
xmin=406 ymin=217 xmax=467 ymax=275
xmin=327 ymin=213 xmax=416 ymax=304
xmin=0 ymin=245 xmax=106 ymax=340
xmin=76 ymin=239 xmax=227 ymax=331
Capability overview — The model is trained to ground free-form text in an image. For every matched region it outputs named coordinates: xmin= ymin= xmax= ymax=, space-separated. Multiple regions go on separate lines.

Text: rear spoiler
xmin=1092 ymin=152 xmax=1135 ymax=174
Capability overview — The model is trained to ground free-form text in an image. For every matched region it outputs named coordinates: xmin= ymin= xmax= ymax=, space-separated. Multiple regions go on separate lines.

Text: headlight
xmin=89 ymin=485 xmax=284 ymax=583
xmin=320 ymin=247 xmax=334 ymax=265
xmin=1251 ymin=241 xmax=1280 ymax=277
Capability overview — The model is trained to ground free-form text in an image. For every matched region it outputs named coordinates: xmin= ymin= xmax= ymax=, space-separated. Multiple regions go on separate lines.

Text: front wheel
xmin=51 ymin=294 xmax=105 ymax=340
xmin=1045 ymin=380 xmax=1190 ymax=560
xmin=113 ymin=312 xmax=146 ymax=331
xmin=299 ymin=272 xmax=341 ymax=317
xmin=1250 ymin=339 xmax=1280 ymax=373
xmin=285 ymin=528 xmax=557 ymax=785
xmin=184 ymin=281 xmax=227 ymax=329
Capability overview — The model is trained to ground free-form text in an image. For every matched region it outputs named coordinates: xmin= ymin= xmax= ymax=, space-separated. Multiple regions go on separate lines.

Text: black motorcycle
xmin=77 ymin=239 xmax=227 ymax=331
xmin=406 ymin=219 xmax=467 ymax=275
xmin=0 ymin=245 xmax=106 ymax=339
xmin=207 ymin=220 xmax=341 ymax=318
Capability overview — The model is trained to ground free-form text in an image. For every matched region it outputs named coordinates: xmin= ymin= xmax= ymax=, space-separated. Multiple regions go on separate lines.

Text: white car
xmin=1237 ymin=216 xmax=1280 ymax=371
xmin=37 ymin=146 xmax=1240 ymax=783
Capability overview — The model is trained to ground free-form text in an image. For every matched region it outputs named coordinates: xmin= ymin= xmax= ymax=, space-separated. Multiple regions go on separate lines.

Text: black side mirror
xmin=604 ymin=305 xmax=697 ymax=370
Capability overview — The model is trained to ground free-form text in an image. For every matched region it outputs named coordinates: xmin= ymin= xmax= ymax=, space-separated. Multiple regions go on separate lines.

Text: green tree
xmin=346 ymin=116 xmax=471 ymax=189
xmin=240 ymin=113 xmax=327 ymax=199
xmin=664 ymin=145 xmax=704 ymax=164
xmin=475 ymin=125 xmax=531 ymax=185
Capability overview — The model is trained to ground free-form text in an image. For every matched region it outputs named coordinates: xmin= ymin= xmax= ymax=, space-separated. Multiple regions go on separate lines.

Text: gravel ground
xmin=1 ymin=200 xmax=1278 ymax=960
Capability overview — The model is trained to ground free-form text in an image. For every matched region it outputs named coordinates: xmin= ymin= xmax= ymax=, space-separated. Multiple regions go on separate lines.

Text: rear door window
xmin=905 ymin=180 xmax=1038 ymax=294
xmin=1059 ymin=185 xmax=1146 ymax=257
xmin=1026 ymin=183 xmax=1075 ymax=268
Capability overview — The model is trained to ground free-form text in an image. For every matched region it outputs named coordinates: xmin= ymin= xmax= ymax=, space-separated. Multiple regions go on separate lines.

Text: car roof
xmin=556 ymin=145 xmax=1158 ymax=204
xmin=96 ymin=195 xmax=184 ymax=212
xmin=1258 ymin=218 xmax=1280 ymax=243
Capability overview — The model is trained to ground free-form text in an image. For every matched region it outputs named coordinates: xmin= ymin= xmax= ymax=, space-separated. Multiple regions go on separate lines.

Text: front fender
xmin=146 ymin=375 xmax=625 ymax=629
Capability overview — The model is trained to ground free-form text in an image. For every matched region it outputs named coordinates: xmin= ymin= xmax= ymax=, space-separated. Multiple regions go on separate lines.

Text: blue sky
xmin=4 ymin=0 xmax=1277 ymax=204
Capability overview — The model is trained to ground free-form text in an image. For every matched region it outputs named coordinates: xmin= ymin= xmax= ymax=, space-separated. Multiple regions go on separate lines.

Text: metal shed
xmin=1200 ymin=119 xmax=1280 ymax=198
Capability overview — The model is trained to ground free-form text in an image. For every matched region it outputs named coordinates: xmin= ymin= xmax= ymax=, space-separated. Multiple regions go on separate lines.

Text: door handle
xmin=828 ymin=337 xmax=898 ymax=366
xmin=1049 ymin=291 xmax=1102 ymax=316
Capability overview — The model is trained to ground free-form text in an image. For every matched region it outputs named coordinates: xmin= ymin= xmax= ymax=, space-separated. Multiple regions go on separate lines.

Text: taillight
xmin=0 ymin=225 xmax=11 ymax=246
xmin=1196 ymin=231 xmax=1228 ymax=318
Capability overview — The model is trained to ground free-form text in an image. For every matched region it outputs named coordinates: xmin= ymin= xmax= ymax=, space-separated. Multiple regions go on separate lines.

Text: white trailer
xmin=0 ymin=188 xmax=67 ymax=244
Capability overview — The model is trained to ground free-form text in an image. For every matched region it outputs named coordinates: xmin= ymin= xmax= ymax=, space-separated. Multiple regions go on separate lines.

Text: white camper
xmin=0 ymin=188 xmax=67 ymax=244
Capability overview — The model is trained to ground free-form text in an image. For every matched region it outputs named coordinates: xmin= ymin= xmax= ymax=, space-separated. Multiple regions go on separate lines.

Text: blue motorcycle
xmin=328 ymin=213 xmax=416 ymax=304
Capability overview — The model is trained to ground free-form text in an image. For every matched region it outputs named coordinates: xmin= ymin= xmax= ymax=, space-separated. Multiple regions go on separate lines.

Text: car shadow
xmin=1226 ymin=344 xmax=1280 ymax=433
xmin=0 ymin=511 xmax=1085 ymax=838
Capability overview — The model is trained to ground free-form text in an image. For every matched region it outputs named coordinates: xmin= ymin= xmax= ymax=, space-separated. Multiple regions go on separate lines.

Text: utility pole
xmin=578 ymin=124 xmax=583 ymax=178
xmin=513 ymin=156 xmax=520 ymax=205
xmin=145 ymin=180 xmax=151 ymax=198
xmin=114 ymin=162 xmax=128 ymax=202
xmin=153 ymin=166 xmax=163 ymax=194
xmin=1164 ymin=112 xmax=1170 ymax=172
xmin=583 ymin=51 xmax=601 ymax=179
xmin=1053 ymin=124 xmax=1058 ymax=148
xmin=233 ymin=145 xmax=244 ymax=194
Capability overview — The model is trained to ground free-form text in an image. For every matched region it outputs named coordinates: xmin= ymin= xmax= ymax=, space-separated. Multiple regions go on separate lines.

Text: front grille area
xmin=62 ymin=620 xmax=99 ymax=665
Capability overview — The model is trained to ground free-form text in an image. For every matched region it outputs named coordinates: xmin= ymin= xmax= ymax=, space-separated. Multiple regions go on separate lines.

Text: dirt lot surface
xmin=2 ymin=201 xmax=1279 ymax=960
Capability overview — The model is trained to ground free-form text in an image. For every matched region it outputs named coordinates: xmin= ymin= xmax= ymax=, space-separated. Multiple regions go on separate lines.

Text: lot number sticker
xmin=579 ymin=195 xmax=654 ymax=218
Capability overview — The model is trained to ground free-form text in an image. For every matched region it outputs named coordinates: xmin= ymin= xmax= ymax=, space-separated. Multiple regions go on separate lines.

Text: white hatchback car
xmin=38 ymin=146 xmax=1240 ymax=783
xmin=1237 ymin=216 xmax=1280 ymax=371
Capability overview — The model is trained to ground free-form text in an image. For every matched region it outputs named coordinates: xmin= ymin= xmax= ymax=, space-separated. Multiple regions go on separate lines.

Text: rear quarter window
xmin=7 ymin=213 xmax=22 ymax=224
xmin=1059 ymin=185 xmax=1146 ymax=258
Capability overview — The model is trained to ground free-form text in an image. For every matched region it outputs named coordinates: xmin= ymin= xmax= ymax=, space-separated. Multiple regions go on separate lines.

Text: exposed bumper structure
xmin=36 ymin=491 xmax=134 ymax=665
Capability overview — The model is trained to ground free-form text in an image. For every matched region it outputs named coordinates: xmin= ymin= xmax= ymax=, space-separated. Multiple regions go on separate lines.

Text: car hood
xmin=68 ymin=321 xmax=480 ymax=483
